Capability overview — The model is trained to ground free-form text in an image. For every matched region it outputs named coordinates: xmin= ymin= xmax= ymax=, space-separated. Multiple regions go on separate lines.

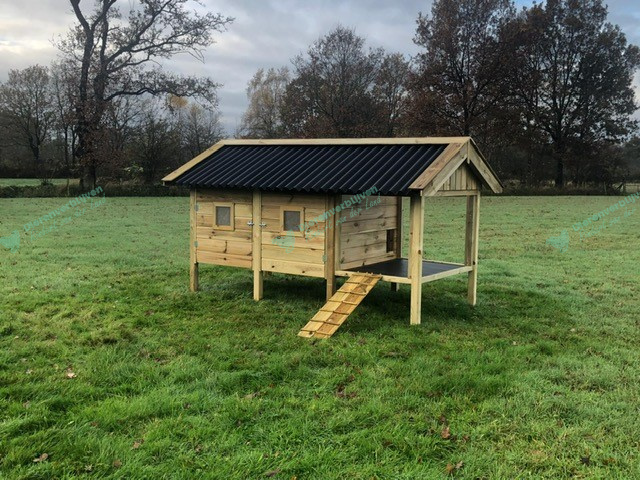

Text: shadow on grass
xmin=148 ymin=265 xmax=575 ymax=340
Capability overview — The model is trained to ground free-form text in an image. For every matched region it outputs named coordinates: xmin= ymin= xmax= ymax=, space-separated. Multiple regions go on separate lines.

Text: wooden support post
xmin=325 ymin=194 xmax=337 ymax=301
xmin=391 ymin=196 xmax=403 ymax=292
xmin=334 ymin=194 xmax=342 ymax=273
xmin=465 ymin=192 xmax=480 ymax=305
xmin=189 ymin=188 xmax=199 ymax=292
xmin=409 ymin=194 xmax=424 ymax=325
xmin=253 ymin=189 xmax=263 ymax=300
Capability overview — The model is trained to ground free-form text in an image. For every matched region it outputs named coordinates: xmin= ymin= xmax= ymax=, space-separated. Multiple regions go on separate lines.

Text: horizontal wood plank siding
xmin=339 ymin=195 xmax=398 ymax=269
xmin=195 ymin=188 xmax=252 ymax=269
xmin=261 ymin=192 xmax=326 ymax=278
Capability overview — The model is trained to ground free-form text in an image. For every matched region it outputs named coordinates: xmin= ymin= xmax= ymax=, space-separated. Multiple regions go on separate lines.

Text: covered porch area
xmin=333 ymin=191 xmax=481 ymax=326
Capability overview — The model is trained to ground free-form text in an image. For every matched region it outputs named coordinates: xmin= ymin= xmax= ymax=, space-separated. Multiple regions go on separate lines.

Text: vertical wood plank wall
xmin=339 ymin=195 xmax=399 ymax=269
xmin=438 ymin=163 xmax=479 ymax=192
xmin=195 ymin=189 xmax=253 ymax=268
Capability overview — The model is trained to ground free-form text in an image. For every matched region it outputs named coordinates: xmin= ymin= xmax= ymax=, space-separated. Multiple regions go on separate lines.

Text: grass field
xmin=0 ymin=179 xmax=79 ymax=187
xmin=1 ymin=195 xmax=639 ymax=479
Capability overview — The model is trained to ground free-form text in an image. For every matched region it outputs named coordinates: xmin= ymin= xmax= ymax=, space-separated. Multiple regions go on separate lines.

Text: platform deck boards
xmin=298 ymin=273 xmax=382 ymax=339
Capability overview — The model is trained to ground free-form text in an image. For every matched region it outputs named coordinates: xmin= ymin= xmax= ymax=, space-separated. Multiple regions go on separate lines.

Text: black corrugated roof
xmin=172 ymin=143 xmax=447 ymax=195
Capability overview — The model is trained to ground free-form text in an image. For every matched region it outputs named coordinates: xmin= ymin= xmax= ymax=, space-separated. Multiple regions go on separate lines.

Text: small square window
xmin=216 ymin=206 xmax=231 ymax=226
xmin=283 ymin=210 xmax=301 ymax=232
xmin=213 ymin=202 xmax=234 ymax=230
xmin=281 ymin=207 xmax=304 ymax=236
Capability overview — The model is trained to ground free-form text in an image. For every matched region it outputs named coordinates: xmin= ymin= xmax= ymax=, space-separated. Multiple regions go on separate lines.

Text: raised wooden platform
xmin=336 ymin=258 xmax=472 ymax=284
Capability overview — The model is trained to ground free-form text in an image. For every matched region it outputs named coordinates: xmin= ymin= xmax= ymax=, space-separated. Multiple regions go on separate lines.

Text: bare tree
xmin=409 ymin=0 xmax=516 ymax=144
xmin=167 ymin=96 xmax=224 ymax=159
xmin=50 ymin=61 xmax=80 ymax=185
xmin=181 ymin=104 xmax=225 ymax=157
xmin=507 ymin=0 xmax=640 ymax=187
xmin=129 ymin=99 xmax=178 ymax=184
xmin=283 ymin=26 xmax=383 ymax=138
xmin=373 ymin=53 xmax=410 ymax=136
xmin=0 ymin=65 xmax=55 ymax=167
xmin=59 ymin=0 xmax=233 ymax=187
xmin=239 ymin=67 xmax=290 ymax=138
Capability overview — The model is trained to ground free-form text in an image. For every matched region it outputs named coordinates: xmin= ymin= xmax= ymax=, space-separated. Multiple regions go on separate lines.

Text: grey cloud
xmin=1 ymin=0 xmax=638 ymax=133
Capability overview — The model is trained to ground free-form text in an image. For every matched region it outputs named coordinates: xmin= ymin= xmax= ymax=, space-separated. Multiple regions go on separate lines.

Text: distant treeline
xmin=237 ymin=0 xmax=640 ymax=190
xmin=0 ymin=0 xmax=638 ymax=191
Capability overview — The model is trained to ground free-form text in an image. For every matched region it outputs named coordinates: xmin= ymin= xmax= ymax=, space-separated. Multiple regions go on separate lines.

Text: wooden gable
xmin=409 ymin=139 xmax=502 ymax=196
xmin=437 ymin=163 xmax=480 ymax=194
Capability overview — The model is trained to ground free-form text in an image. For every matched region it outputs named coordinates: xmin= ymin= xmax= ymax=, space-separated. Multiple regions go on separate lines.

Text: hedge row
xmin=0 ymin=184 xmax=189 ymax=198
xmin=0 ymin=183 xmax=628 ymax=198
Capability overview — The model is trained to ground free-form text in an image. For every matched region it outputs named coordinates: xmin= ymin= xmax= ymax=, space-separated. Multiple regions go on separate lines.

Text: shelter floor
xmin=345 ymin=258 xmax=463 ymax=278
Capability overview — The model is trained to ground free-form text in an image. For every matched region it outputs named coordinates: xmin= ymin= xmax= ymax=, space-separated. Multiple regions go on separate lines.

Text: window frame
xmin=213 ymin=202 xmax=234 ymax=231
xmin=280 ymin=206 xmax=305 ymax=237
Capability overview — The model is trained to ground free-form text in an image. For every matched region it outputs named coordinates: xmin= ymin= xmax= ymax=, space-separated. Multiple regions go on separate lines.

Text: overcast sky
xmin=0 ymin=0 xmax=638 ymax=134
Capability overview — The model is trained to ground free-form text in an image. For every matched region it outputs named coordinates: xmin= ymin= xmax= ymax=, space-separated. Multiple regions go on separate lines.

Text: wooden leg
xmin=190 ymin=262 xmax=199 ymax=292
xmin=254 ymin=270 xmax=263 ymax=301
xmin=390 ymin=283 xmax=400 ymax=292
xmin=326 ymin=277 xmax=336 ymax=301
xmin=465 ymin=193 xmax=480 ymax=306
xmin=409 ymin=194 xmax=424 ymax=325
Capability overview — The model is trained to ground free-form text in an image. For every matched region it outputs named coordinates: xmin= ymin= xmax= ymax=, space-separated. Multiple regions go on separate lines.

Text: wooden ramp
xmin=298 ymin=273 xmax=382 ymax=338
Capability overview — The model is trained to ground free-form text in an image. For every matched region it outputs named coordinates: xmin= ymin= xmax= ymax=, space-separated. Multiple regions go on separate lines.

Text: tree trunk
xmin=553 ymin=142 xmax=565 ymax=188
xmin=80 ymin=163 xmax=97 ymax=190
xmin=555 ymin=157 xmax=564 ymax=188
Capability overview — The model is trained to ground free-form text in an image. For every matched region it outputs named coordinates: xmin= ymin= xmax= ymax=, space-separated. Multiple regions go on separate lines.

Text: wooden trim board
xmin=189 ymin=188 xmax=198 ymax=292
xmin=252 ymin=189 xmax=263 ymax=301
xmin=421 ymin=266 xmax=472 ymax=283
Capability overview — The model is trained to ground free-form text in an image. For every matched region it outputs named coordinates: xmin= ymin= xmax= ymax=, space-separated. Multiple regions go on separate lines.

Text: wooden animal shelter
xmin=162 ymin=137 xmax=502 ymax=338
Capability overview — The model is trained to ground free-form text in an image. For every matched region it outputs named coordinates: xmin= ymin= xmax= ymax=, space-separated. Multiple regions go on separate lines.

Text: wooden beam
xmin=189 ymin=188 xmax=199 ymax=292
xmin=336 ymin=270 xmax=411 ymax=285
xmin=325 ymin=194 xmax=337 ymax=301
xmin=163 ymin=141 xmax=225 ymax=182
xmin=433 ymin=190 xmax=479 ymax=197
xmin=221 ymin=136 xmax=471 ymax=146
xmin=465 ymin=193 xmax=481 ymax=305
xmin=252 ymin=189 xmax=263 ymax=301
xmin=391 ymin=196 xmax=403 ymax=292
xmin=421 ymin=266 xmax=472 ymax=284
xmin=409 ymin=142 xmax=463 ymax=190
xmin=466 ymin=145 xmax=502 ymax=194
xmin=409 ymin=194 xmax=424 ymax=325
xmin=469 ymin=138 xmax=503 ymax=193
xmin=420 ymin=149 xmax=469 ymax=197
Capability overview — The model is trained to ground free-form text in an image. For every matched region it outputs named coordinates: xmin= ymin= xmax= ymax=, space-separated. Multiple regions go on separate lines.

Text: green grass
xmin=1 ymin=195 xmax=639 ymax=479
xmin=0 ymin=178 xmax=79 ymax=187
